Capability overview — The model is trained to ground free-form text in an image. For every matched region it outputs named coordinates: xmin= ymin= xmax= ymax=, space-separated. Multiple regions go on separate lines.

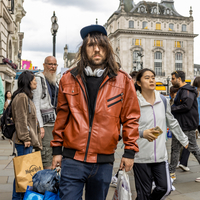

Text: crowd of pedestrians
xmin=0 ymin=24 xmax=200 ymax=200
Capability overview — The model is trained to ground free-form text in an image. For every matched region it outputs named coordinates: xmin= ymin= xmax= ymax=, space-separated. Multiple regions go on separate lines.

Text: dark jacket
xmin=51 ymin=67 xmax=140 ymax=163
xmin=171 ymin=84 xmax=198 ymax=131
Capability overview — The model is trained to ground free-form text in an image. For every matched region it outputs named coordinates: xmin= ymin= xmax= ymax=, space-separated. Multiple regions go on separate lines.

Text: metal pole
xmin=167 ymin=77 xmax=169 ymax=95
xmin=53 ymin=34 xmax=56 ymax=57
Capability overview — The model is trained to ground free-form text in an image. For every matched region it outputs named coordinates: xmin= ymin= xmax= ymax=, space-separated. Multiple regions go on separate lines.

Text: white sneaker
xmin=179 ymin=164 xmax=190 ymax=172
xmin=152 ymin=181 xmax=156 ymax=190
xmin=176 ymin=161 xmax=180 ymax=168
xmin=195 ymin=177 xmax=200 ymax=182
xmin=110 ymin=175 xmax=118 ymax=187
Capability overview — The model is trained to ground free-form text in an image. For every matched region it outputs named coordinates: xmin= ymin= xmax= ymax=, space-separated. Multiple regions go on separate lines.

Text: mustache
xmin=93 ymin=54 xmax=102 ymax=57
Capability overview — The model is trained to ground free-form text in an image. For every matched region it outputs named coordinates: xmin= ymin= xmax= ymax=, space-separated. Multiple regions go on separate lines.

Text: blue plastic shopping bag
xmin=23 ymin=189 xmax=44 ymax=200
xmin=43 ymin=191 xmax=60 ymax=200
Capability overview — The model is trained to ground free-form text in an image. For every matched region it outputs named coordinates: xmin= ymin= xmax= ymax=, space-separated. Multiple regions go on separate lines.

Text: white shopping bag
xmin=112 ymin=170 xmax=132 ymax=200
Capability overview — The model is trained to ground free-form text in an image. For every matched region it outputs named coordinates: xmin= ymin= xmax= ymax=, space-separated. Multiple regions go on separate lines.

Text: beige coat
xmin=12 ymin=93 xmax=42 ymax=150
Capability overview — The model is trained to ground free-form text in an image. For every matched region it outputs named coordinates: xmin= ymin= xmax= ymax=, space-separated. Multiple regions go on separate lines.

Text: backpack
xmin=0 ymin=102 xmax=15 ymax=139
xmin=1 ymin=96 xmax=31 ymax=140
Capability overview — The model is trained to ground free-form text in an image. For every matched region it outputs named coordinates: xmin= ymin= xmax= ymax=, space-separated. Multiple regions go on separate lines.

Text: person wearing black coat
xmin=169 ymin=70 xmax=200 ymax=183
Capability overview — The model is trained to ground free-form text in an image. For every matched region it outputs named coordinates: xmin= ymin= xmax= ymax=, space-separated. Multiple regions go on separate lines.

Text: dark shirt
xmin=85 ymin=76 xmax=104 ymax=126
xmin=46 ymin=79 xmax=58 ymax=108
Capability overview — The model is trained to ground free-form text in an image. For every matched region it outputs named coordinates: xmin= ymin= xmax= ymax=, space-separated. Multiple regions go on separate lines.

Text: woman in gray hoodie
xmin=133 ymin=68 xmax=189 ymax=200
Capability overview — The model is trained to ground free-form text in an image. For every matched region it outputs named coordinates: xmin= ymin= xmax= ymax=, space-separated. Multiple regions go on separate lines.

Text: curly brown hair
xmin=76 ymin=32 xmax=119 ymax=78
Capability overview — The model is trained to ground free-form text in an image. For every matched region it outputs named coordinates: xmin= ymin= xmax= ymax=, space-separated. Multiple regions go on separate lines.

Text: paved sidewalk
xmin=0 ymin=136 xmax=200 ymax=200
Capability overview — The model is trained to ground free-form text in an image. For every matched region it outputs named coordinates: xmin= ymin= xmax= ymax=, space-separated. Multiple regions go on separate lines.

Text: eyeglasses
xmin=45 ymin=63 xmax=58 ymax=67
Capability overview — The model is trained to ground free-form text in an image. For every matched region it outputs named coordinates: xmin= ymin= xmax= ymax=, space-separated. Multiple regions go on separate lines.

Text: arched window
xmin=169 ymin=23 xmax=174 ymax=31
xmin=133 ymin=50 xmax=141 ymax=71
xmin=156 ymin=23 xmax=161 ymax=30
xmin=182 ymin=24 xmax=187 ymax=32
xmin=129 ymin=20 xmax=134 ymax=28
xmin=142 ymin=21 xmax=148 ymax=29
xmin=175 ymin=52 xmax=183 ymax=70
xmin=154 ymin=51 xmax=162 ymax=76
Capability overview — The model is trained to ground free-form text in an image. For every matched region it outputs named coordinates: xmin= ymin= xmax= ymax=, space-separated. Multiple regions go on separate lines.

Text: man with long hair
xmin=33 ymin=56 xmax=58 ymax=169
xmin=51 ymin=24 xmax=140 ymax=199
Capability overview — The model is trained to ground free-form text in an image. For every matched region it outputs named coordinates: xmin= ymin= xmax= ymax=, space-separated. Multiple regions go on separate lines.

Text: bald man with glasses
xmin=33 ymin=56 xmax=59 ymax=169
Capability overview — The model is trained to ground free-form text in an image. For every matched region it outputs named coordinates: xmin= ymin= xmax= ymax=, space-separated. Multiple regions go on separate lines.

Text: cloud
xmin=35 ymin=0 xmax=119 ymax=12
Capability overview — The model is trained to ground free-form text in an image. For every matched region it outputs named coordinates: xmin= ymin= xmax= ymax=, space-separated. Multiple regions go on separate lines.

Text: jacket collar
xmin=137 ymin=90 xmax=161 ymax=107
xmin=70 ymin=66 xmax=117 ymax=79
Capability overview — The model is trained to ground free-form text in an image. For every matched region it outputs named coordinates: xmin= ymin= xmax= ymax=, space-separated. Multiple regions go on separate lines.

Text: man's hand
xmin=24 ymin=141 xmax=31 ymax=148
xmin=120 ymin=157 xmax=134 ymax=172
xmin=40 ymin=127 xmax=45 ymax=139
xmin=143 ymin=128 xmax=158 ymax=142
xmin=51 ymin=155 xmax=62 ymax=170
xmin=185 ymin=143 xmax=189 ymax=149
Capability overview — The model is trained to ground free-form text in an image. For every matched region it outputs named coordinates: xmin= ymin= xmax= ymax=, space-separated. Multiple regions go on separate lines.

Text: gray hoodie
xmin=134 ymin=90 xmax=188 ymax=163
xmin=32 ymin=72 xmax=56 ymax=127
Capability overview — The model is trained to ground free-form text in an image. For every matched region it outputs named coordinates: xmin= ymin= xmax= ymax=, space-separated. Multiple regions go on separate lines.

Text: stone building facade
xmin=0 ymin=0 xmax=25 ymax=92
xmin=105 ymin=0 xmax=198 ymax=88
xmin=63 ymin=44 xmax=76 ymax=68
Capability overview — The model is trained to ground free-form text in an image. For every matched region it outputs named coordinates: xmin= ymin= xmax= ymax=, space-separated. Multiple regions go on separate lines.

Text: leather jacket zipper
xmin=83 ymin=76 xmax=110 ymax=162
xmin=107 ymin=93 xmax=123 ymax=102
xmin=108 ymin=99 xmax=123 ymax=107
xmin=82 ymin=79 xmax=92 ymax=162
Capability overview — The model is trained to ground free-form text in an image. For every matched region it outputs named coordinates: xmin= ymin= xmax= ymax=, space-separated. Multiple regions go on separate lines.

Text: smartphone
xmin=152 ymin=126 xmax=163 ymax=137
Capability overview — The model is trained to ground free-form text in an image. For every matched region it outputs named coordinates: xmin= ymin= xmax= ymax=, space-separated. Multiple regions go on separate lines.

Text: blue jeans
xmin=12 ymin=144 xmax=33 ymax=200
xmin=59 ymin=158 xmax=113 ymax=200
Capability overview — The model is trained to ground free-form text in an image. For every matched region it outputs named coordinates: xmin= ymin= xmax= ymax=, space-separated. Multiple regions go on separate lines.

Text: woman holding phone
xmin=133 ymin=68 xmax=189 ymax=200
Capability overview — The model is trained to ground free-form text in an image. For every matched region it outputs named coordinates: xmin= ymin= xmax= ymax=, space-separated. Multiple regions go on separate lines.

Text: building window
xmin=177 ymin=24 xmax=179 ymax=29
xmin=175 ymin=52 xmax=183 ymax=71
xmin=182 ymin=24 xmax=187 ymax=32
xmin=164 ymin=23 xmax=166 ymax=28
xmin=138 ymin=21 xmax=139 ymax=26
xmin=151 ymin=22 xmax=153 ymax=27
xmin=133 ymin=39 xmax=142 ymax=46
xmin=154 ymin=40 xmax=163 ymax=47
xmin=175 ymin=41 xmax=183 ymax=48
xmin=154 ymin=51 xmax=162 ymax=76
xmin=129 ymin=21 xmax=134 ymax=28
xmin=156 ymin=23 xmax=161 ymax=30
xmin=142 ymin=21 xmax=148 ymax=29
xmin=133 ymin=50 xmax=141 ymax=71
xmin=169 ymin=23 xmax=174 ymax=31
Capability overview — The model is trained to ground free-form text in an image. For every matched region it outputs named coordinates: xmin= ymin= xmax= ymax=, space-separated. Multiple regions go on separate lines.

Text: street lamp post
xmin=167 ymin=76 xmax=170 ymax=95
xmin=51 ymin=11 xmax=59 ymax=57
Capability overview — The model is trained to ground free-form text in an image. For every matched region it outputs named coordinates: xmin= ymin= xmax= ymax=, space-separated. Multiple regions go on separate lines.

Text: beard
xmin=88 ymin=56 xmax=106 ymax=70
xmin=173 ymin=82 xmax=180 ymax=88
xmin=43 ymin=70 xmax=57 ymax=85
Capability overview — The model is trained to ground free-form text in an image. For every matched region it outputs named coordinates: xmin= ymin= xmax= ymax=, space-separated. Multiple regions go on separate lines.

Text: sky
xmin=20 ymin=0 xmax=200 ymax=73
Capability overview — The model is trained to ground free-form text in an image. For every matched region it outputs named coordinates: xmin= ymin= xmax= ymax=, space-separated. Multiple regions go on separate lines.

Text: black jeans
xmin=169 ymin=130 xmax=200 ymax=173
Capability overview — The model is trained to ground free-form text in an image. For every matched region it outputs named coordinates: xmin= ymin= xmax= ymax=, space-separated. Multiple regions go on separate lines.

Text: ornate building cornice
xmin=108 ymin=29 xmax=198 ymax=39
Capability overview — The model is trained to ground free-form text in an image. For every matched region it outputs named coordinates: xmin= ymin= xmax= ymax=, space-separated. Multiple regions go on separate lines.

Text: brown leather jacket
xmin=51 ymin=67 xmax=140 ymax=163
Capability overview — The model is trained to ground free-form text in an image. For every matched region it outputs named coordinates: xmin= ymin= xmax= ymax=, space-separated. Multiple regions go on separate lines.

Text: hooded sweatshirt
xmin=171 ymin=84 xmax=199 ymax=131
xmin=134 ymin=90 xmax=188 ymax=163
